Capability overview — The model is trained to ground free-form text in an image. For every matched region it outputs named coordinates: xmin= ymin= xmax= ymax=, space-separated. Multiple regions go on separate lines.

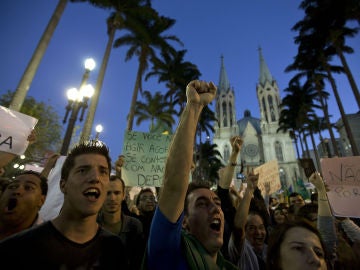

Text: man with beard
xmin=0 ymin=170 xmax=48 ymax=240
xmin=135 ymin=187 xmax=156 ymax=240
xmin=144 ymin=80 xmax=237 ymax=270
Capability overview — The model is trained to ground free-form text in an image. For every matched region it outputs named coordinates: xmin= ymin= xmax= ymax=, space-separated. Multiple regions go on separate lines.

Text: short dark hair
xmin=184 ymin=182 xmax=211 ymax=215
xmin=267 ymin=220 xmax=328 ymax=270
xmin=61 ymin=140 xmax=111 ymax=181
xmin=14 ymin=170 xmax=48 ymax=196
xmin=136 ymin=188 xmax=155 ymax=206
xmin=109 ymin=175 xmax=125 ymax=191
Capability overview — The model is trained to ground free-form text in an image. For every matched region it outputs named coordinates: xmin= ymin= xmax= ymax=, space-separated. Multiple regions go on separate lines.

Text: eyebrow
xmin=196 ymin=195 xmax=221 ymax=203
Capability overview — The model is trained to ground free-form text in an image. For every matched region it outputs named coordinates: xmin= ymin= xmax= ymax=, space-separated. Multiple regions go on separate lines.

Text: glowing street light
xmin=60 ymin=84 xmax=94 ymax=155
xmin=95 ymin=124 xmax=103 ymax=140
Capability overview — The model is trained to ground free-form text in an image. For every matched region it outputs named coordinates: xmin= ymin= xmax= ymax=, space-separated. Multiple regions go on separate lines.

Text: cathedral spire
xmin=218 ymin=55 xmax=230 ymax=93
xmin=258 ymin=47 xmax=273 ymax=86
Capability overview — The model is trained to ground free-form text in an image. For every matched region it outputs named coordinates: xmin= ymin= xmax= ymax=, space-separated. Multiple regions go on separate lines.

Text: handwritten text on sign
xmin=321 ymin=156 xmax=360 ymax=217
xmin=121 ymin=131 xmax=172 ymax=187
xmin=254 ymin=159 xmax=281 ymax=197
xmin=0 ymin=105 xmax=38 ymax=155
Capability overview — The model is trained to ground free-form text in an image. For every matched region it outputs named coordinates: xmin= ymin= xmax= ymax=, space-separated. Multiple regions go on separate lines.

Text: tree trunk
xmin=9 ymin=0 xmax=68 ymax=111
xmin=325 ymin=65 xmax=359 ymax=155
xmin=127 ymin=59 xmax=144 ymax=131
xmin=309 ymin=131 xmax=321 ymax=174
xmin=316 ymin=91 xmax=340 ymax=156
xmin=337 ymin=47 xmax=360 ymax=109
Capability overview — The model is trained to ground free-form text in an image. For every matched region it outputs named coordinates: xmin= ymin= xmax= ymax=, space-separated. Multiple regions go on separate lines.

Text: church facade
xmin=212 ymin=49 xmax=300 ymax=190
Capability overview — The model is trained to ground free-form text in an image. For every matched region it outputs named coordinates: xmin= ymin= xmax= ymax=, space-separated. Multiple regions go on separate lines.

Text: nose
xmin=209 ymin=201 xmax=221 ymax=213
xmin=306 ymin=249 xmax=321 ymax=267
xmin=87 ymin=168 xmax=101 ymax=184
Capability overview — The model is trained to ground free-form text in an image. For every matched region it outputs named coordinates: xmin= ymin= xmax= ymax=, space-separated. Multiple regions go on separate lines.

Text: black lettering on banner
xmin=126 ymin=131 xmax=137 ymax=141
xmin=328 ymin=163 xmax=360 ymax=183
xmin=0 ymin=136 xmax=13 ymax=149
xmin=137 ymin=174 xmax=162 ymax=186
xmin=333 ymin=186 xmax=360 ymax=198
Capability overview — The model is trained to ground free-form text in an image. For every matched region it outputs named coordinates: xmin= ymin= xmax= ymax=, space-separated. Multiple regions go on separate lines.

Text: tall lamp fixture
xmin=60 ymin=84 xmax=94 ymax=155
xmin=95 ymin=124 xmax=103 ymax=140
xmin=80 ymin=58 xmax=96 ymax=88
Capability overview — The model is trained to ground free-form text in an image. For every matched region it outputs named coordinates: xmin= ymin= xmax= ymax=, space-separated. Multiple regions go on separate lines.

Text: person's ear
xmin=182 ymin=216 xmax=190 ymax=231
xmin=37 ymin=194 xmax=46 ymax=209
xmin=59 ymin=179 xmax=66 ymax=194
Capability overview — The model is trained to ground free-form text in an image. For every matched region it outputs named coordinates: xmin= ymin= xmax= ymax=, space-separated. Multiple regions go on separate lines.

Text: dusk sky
xmin=1 ymin=0 xmax=359 ymax=162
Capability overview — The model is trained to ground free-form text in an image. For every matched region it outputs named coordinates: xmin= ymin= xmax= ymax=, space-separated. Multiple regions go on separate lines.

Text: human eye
xmin=100 ymin=167 xmax=109 ymax=175
xmin=314 ymin=247 xmax=324 ymax=258
xmin=216 ymin=201 xmax=221 ymax=207
xmin=291 ymin=244 xmax=304 ymax=252
xmin=196 ymin=199 xmax=208 ymax=208
xmin=24 ymin=184 xmax=36 ymax=191
xmin=77 ymin=167 xmax=87 ymax=174
xmin=7 ymin=183 xmax=19 ymax=190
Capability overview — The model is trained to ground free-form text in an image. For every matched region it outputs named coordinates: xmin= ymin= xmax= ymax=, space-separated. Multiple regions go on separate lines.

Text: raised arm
xmin=158 ymin=80 xmax=216 ymax=223
xmin=233 ymin=169 xmax=259 ymax=239
xmin=309 ymin=172 xmax=337 ymax=263
xmin=218 ymin=136 xmax=243 ymax=189
xmin=309 ymin=172 xmax=332 ymax=217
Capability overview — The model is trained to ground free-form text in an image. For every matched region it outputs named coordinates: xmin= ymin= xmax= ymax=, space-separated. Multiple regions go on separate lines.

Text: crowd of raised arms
xmin=0 ymin=80 xmax=360 ymax=269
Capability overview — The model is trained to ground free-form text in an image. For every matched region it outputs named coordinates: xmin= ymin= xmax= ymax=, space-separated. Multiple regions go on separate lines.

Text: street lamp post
xmin=80 ymin=58 xmax=96 ymax=89
xmin=95 ymin=124 xmax=103 ymax=140
xmin=60 ymin=85 xmax=94 ymax=155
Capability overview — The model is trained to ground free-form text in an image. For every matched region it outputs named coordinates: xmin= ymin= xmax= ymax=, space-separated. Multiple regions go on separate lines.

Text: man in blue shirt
xmin=145 ymin=80 xmax=237 ymax=270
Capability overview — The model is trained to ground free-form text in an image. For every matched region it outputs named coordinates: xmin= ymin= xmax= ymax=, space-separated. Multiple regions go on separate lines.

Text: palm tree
xmin=197 ymin=105 xmax=217 ymax=144
xmin=134 ymin=90 xmax=176 ymax=133
xmin=193 ymin=141 xmax=223 ymax=185
xmin=297 ymin=0 xmax=360 ymax=108
xmin=145 ymin=49 xmax=201 ymax=114
xmin=80 ymin=0 xmax=153 ymax=141
xmin=289 ymin=14 xmax=359 ymax=155
xmin=9 ymin=0 xmax=68 ymax=111
xmin=277 ymin=78 xmax=319 ymax=158
xmin=113 ymin=10 xmax=183 ymax=131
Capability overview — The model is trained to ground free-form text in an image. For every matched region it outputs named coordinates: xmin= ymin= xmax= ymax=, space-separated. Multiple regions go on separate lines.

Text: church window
xmin=275 ymin=141 xmax=284 ymax=161
xmin=262 ymin=97 xmax=268 ymax=122
xmin=224 ymin=145 xmax=230 ymax=161
xmin=222 ymin=101 xmax=227 ymax=127
xmin=268 ymin=95 xmax=276 ymax=122
xmin=229 ymin=102 xmax=233 ymax=126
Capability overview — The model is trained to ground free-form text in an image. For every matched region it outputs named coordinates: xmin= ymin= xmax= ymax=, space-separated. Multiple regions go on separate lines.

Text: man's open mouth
xmin=83 ymin=188 xmax=100 ymax=199
xmin=210 ymin=218 xmax=221 ymax=231
xmin=6 ymin=198 xmax=17 ymax=211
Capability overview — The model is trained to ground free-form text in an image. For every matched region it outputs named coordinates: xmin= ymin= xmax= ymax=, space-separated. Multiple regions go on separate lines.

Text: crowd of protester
xmin=0 ymin=80 xmax=359 ymax=269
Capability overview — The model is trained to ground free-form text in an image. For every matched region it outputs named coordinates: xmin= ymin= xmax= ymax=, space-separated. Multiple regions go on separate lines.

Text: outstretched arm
xmin=218 ymin=136 xmax=243 ymax=189
xmin=158 ymin=80 xmax=217 ymax=223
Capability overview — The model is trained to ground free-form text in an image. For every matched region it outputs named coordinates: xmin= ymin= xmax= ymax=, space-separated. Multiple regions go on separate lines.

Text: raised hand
xmin=230 ymin=136 xmax=243 ymax=154
xmin=186 ymin=80 xmax=216 ymax=106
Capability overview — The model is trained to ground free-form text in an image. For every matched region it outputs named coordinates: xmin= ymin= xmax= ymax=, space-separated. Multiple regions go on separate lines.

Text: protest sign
xmin=0 ymin=105 xmax=38 ymax=155
xmin=121 ymin=130 xmax=172 ymax=187
xmin=254 ymin=159 xmax=281 ymax=196
xmin=321 ymin=156 xmax=360 ymax=217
